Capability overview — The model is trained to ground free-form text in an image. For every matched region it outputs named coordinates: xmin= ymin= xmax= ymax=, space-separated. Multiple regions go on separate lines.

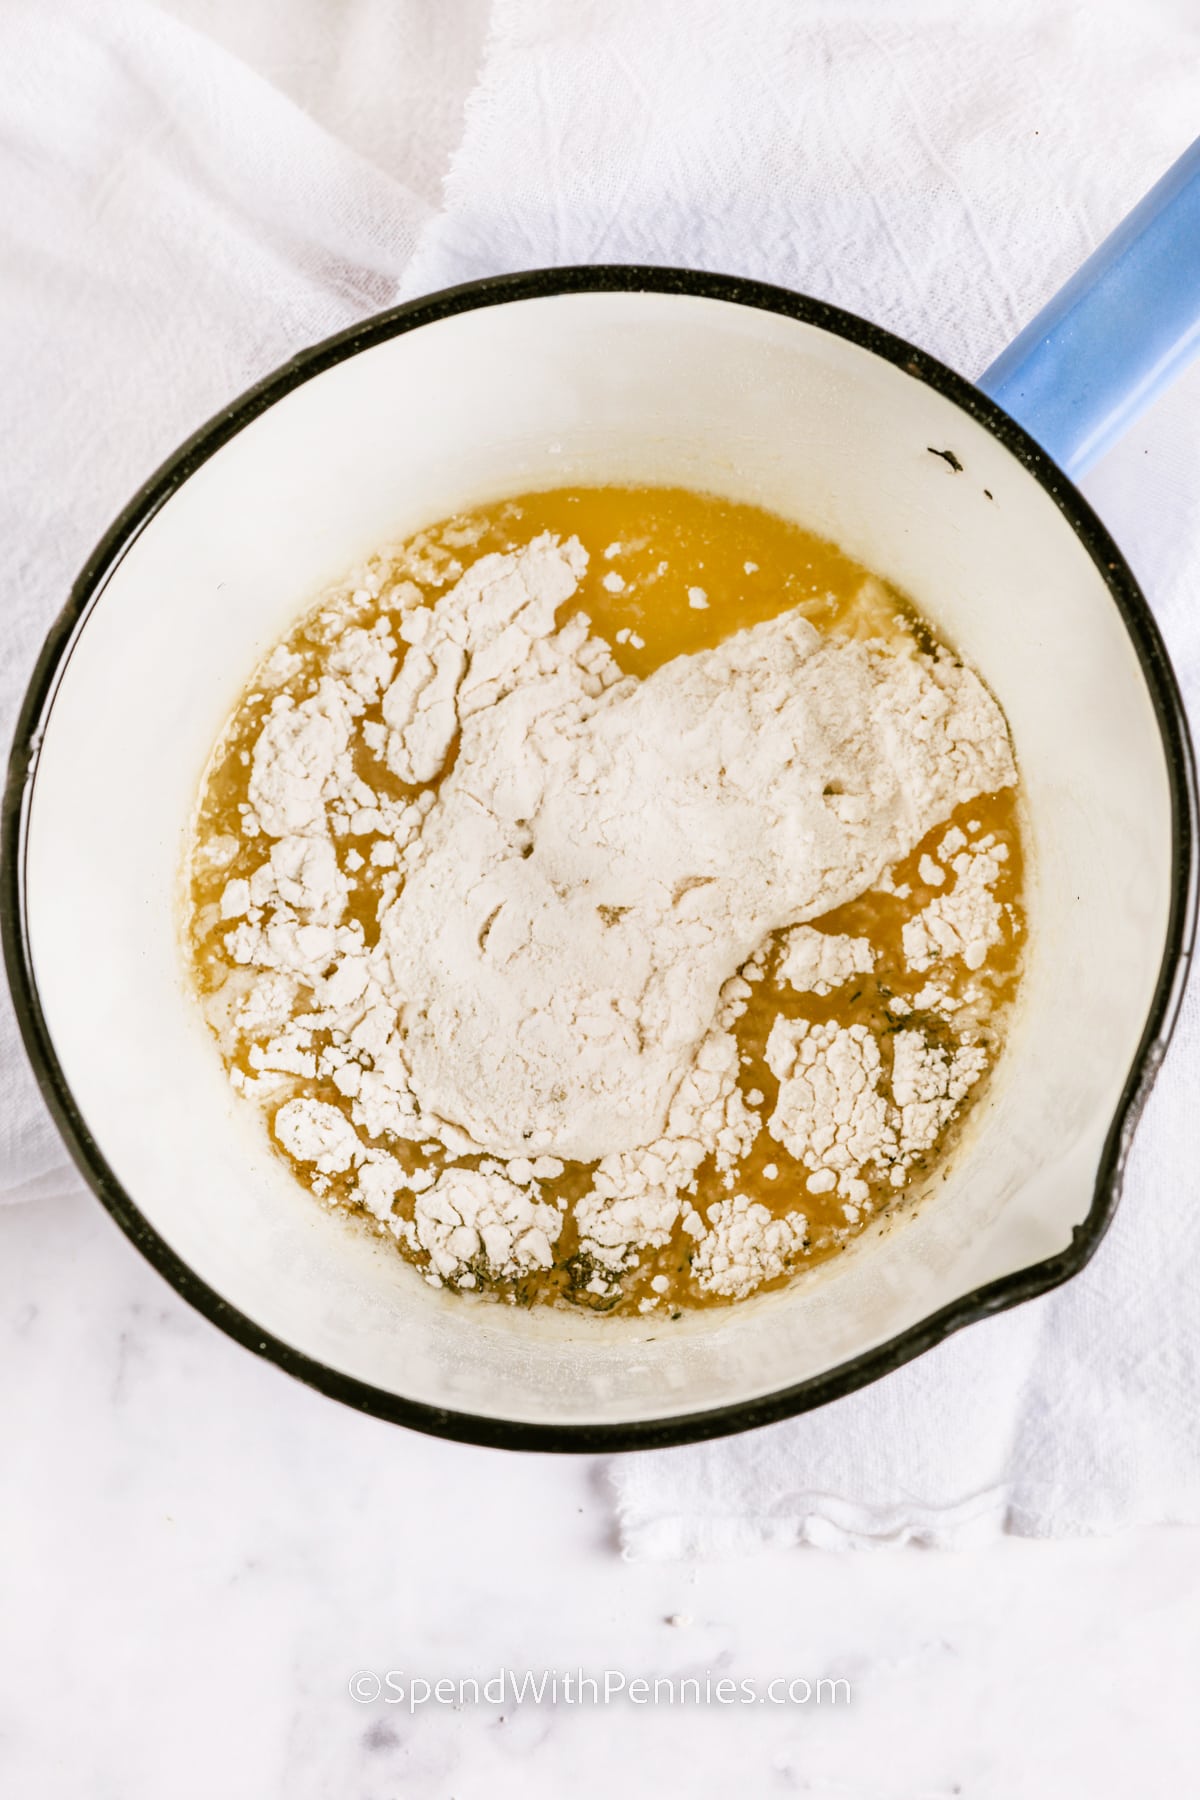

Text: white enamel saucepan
xmin=4 ymin=143 xmax=1198 ymax=1450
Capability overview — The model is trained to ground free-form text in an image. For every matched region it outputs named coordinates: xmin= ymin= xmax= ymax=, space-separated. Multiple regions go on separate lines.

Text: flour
xmin=777 ymin=925 xmax=876 ymax=996
xmin=691 ymin=1195 xmax=809 ymax=1298
xmin=381 ymin=535 xmax=586 ymax=784
xmin=380 ymin=554 xmax=1013 ymax=1169
xmin=197 ymin=525 xmax=1019 ymax=1304
xmin=412 ymin=1168 xmax=563 ymax=1284
xmin=890 ymin=1031 xmax=988 ymax=1156
xmin=765 ymin=1016 xmax=988 ymax=1204
xmin=766 ymin=1019 xmax=894 ymax=1203
xmin=248 ymin=680 xmax=354 ymax=836
xmin=576 ymin=1026 xmax=760 ymax=1272
xmin=275 ymin=1096 xmax=364 ymax=1173
xmin=903 ymin=833 xmax=1009 ymax=972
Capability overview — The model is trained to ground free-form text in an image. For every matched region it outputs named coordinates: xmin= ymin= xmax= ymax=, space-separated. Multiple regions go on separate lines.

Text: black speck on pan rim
xmin=3 ymin=265 xmax=1196 ymax=1452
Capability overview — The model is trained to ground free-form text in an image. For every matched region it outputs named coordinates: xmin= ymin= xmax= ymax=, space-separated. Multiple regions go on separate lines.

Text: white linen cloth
xmin=4 ymin=0 xmax=1200 ymax=1549
xmin=0 ymin=0 xmax=467 ymax=1202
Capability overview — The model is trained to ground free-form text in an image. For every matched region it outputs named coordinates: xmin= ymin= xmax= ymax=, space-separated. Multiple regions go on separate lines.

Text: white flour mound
xmin=380 ymin=543 xmax=1015 ymax=1164
xmin=214 ymin=531 xmax=1017 ymax=1295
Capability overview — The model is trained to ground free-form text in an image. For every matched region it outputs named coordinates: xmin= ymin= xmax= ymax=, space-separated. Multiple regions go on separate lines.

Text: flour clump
xmin=380 ymin=552 xmax=1013 ymax=1166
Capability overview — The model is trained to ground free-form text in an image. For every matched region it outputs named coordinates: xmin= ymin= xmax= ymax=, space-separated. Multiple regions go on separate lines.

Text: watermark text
xmin=347 ymin=1668 xmax=851 ymax=1711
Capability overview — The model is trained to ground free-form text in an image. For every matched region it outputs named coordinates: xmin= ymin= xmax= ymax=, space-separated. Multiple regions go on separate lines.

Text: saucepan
xmin=4 ymin=140 xmax=1197 ymax=1450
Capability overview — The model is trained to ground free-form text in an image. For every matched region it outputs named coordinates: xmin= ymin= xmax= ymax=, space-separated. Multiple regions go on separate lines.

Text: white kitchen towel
xmin=155 ymin=0 xmax=490 ymax=209
xmin=0 ymin=0 xmax=475 ymax=1203
xmin=399 ymin=0 xmax=1200 ymax=1550
xmin=4 ymin=0 xmax=1200 ymax=1548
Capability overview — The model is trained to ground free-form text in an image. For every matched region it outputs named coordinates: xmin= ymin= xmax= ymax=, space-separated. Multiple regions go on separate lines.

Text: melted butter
xmin=188 ymin=486 xmax=1025 ymax=1317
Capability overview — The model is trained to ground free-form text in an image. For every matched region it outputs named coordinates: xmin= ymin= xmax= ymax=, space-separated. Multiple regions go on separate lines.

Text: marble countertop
xmin=4 ymin=1188 xmax=1198 ymax=1797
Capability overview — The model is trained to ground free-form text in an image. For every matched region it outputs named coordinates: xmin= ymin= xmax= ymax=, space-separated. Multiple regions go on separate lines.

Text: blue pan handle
xmin=978 ymin=135 xmax=1200 ymax=479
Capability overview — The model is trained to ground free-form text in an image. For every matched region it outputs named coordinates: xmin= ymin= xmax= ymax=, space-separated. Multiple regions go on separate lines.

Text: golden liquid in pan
xmin=189 ymin=486 xmax=1024 ymax=1314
